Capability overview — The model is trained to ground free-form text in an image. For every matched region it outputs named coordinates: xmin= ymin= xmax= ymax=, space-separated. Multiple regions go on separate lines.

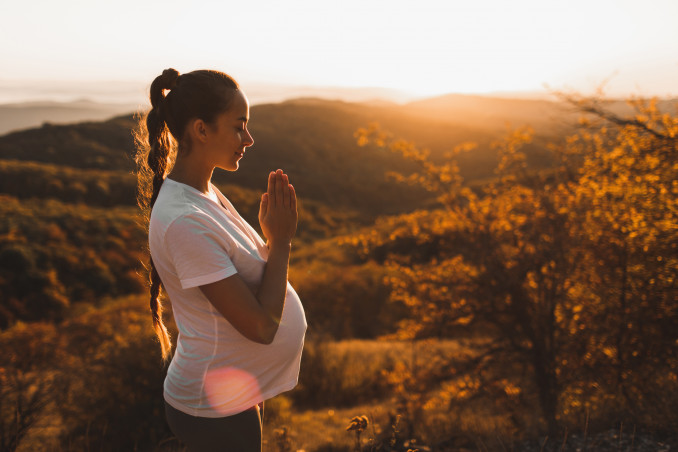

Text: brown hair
xmin=135 ymin=68 xmax=240 ymax=362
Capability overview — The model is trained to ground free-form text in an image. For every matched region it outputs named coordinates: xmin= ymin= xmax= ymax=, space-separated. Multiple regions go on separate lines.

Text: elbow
xmin=252 ymin=319 xmax=280 ymax=345
xmin=261 ymin=322 xmax=280 ymax=345
xmin=254 ymin=332 xmax=276 ymax=346
xmin=258 ymin=335 xmax=275 ymax=345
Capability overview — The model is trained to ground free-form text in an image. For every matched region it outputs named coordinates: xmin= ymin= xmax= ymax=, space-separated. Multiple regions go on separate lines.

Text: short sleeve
xmin=165 ymin=214 xmax=238 ymax=289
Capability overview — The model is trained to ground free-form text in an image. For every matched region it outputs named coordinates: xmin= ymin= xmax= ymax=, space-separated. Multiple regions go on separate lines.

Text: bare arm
xmin=199 ymin=170 xmax=297 ymax=344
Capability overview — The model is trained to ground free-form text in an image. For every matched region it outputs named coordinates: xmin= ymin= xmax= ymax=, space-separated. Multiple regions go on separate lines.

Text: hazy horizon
xmin=1 ymin=77 xmax=672 ymax=110
xmin=0 ymin=79 xmax=417 ymax=106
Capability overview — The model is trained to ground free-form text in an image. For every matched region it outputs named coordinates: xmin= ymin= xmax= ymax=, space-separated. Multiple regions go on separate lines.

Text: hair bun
xmin=161 ymin=68 xmax=180 ymax=90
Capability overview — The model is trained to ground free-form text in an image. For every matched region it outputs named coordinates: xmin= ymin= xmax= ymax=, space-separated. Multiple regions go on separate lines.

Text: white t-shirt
xmin=149 ymin=178 xmax=307 ymax=418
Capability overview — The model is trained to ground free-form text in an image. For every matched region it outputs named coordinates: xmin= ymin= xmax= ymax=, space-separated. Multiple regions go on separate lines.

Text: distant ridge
xmin=405 ymin=93 xmax=574 ymax=132
xmin=4 ymin=89 xmax=673 ymax=137
xmin=0 ymin=93 xmax=572 ymax=139
xmin=0 ymin=99 xmax=141 ymax=135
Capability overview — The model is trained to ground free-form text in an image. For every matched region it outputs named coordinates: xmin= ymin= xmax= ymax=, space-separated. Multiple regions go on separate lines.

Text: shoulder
xmin=150 ymin=181 xmax=218 ymax=237
xmin=154 ymin=208 xmax=233 ymax=261
xmin=166 ymin=210 xmax=221 ymax=236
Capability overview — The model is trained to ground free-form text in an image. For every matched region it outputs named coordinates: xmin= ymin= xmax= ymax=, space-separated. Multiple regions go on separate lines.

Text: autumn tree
xmin=351 ymin=94 xmax=678 ymax=436
xmin=0 ymin=322 xmax=66 ymax=452
xmin=554 ymin=95 xmax=678 ymax=424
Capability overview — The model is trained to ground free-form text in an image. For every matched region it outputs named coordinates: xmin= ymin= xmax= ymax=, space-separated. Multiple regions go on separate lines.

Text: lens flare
xmin=203 ymin=366 xmax=262 ymax=415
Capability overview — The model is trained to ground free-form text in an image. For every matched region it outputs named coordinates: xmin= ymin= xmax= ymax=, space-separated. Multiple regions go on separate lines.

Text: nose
xmin=243 ymin=128 xmax=254 ymax=147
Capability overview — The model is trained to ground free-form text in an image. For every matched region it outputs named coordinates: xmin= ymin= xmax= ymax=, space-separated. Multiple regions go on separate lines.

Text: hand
xmin=258 ymin=169 xmax=297 ymax=248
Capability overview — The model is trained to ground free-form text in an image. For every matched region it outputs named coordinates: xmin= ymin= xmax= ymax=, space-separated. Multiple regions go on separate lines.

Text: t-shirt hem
xmin=180 ymin=267 xmax=238 ymax=289
xmin=163 ymin=378 xmax=299 ymax=418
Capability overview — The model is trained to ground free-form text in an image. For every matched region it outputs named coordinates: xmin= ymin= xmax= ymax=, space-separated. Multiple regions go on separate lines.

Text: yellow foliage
xmin=349 ymin=93 xmax=678 ymax=433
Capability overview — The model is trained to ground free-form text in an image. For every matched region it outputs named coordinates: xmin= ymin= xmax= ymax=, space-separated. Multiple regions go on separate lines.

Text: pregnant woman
xmin=136 ymin=68 xmax=307 ymax=451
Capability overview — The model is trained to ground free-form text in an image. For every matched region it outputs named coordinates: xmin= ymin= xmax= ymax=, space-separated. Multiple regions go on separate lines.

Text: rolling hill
xmin=0 ymin=95 xmax=578 ymax=218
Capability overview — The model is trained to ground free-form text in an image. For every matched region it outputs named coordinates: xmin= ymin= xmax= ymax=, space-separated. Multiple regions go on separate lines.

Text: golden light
xmin=0 ymin=0 xmax=677 ymax=98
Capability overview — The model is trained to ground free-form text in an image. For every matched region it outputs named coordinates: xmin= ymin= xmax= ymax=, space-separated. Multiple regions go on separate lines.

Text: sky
xmin=1 ymin=0 xmax=677 ymax=103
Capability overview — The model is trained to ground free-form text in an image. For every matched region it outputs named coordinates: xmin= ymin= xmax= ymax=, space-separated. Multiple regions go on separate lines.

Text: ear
xmin=187 ymin=118 xmax=209 ymax=144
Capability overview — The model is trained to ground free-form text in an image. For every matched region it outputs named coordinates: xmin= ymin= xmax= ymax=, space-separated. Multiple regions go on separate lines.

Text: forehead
xmin=228 ymin=90 xmax=249 ymax=118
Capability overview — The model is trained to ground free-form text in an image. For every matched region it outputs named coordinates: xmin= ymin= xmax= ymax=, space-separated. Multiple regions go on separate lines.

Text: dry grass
xmin=293 ymin=338 xmax=476 ymax=408
xmin=262 ymin=398 xmax=395 ymax=452
xmin=260 ymin=338 xmax=513 ymax=451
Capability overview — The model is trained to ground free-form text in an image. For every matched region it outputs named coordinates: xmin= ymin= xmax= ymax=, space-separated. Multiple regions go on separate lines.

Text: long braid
xmin=135 ymin=68 xmax=239 ymax=362
xmin=137 ymin=68 xmax=179 ymax=362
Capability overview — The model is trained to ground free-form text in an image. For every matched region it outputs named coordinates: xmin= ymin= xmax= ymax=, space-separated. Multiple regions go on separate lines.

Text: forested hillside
xmin=0 ymin=96 xmax=577 ymax=215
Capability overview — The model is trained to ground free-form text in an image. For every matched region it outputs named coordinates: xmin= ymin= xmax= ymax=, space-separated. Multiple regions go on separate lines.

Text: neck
xmin=167 ymin=153 xmax=214 ymax=194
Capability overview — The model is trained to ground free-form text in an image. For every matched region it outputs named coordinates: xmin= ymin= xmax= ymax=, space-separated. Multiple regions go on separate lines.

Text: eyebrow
xmin=237 ymin=116 xmax=249 ymax=122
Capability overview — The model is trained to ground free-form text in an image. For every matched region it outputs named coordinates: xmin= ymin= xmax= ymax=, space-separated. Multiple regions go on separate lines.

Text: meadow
xmin=0 ymin=93 xmax=676 ymax=451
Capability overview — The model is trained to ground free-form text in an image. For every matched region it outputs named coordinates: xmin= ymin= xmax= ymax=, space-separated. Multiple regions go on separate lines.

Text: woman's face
xmin=207 ymin=89 xmax=254 ymax=172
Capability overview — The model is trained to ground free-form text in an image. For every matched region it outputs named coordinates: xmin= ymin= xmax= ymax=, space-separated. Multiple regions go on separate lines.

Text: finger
xmin=275 ymin=172 xmax=284 ymax=206
xmin=267 ymin=171 xmax=275 ymax=199
xmin=289 ymin=184 xmax=297 ymax=212
xmin=270 ymin=172 xmax=278 ymax=206
xmin=259 ymin=193 xmax=268 ymax=218
xmin=282 ymin=173 xmax=290 ymax=207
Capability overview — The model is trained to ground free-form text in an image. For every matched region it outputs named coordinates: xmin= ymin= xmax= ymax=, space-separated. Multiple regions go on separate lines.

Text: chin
xmin=218 ymin=163 xmax=239 ymax=172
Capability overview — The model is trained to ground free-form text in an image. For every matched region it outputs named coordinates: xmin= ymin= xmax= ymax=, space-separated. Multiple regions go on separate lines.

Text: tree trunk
xmin=532 ymin=338 xmax=559 ymax=436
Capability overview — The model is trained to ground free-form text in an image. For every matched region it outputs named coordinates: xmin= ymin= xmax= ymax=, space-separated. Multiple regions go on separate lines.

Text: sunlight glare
xmin=203 ymin=366 xmax=262 ymax=415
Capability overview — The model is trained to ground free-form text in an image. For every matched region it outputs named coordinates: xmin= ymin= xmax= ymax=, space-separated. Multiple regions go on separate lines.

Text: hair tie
xmin=161 ymin=68 xmax=180 ymax=91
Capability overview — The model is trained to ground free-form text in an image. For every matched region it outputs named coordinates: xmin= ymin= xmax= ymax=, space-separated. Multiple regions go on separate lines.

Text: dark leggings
xmin=164 ymin=401 xmax=264 ymax=452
